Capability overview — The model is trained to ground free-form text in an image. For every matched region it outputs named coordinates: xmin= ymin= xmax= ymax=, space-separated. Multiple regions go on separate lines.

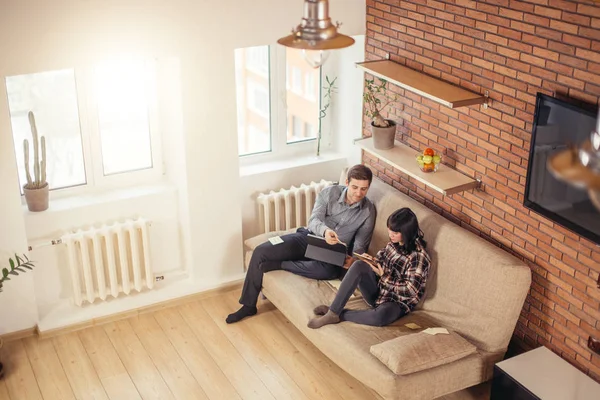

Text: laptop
xmin=305 ymin=234 xmax=348 ymax=267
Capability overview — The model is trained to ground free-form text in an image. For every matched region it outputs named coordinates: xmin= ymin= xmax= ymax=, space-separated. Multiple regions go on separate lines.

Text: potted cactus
xmin=363 ymin=77 xmax=398 ymax=150
xmin=23 ymin=111 xmax=49 ymax=212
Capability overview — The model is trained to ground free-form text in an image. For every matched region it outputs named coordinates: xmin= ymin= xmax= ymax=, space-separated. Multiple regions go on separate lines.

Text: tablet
xmin=304 ymin=234 xmax=347 ymax=267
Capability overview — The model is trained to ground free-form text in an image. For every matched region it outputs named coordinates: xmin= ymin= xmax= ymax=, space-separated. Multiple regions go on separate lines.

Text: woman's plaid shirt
xmin=374 ymin=239 xmax=431 ymax=309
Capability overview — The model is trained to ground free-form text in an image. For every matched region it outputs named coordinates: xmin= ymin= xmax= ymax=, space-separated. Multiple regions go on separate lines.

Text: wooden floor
xmin=0 ymin=291 xmax=490 ymax=400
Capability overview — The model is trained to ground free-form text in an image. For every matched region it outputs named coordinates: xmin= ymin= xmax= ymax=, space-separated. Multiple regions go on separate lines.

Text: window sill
xmin=239 ymin=151 xmax=347 ymax=177
xmin=23 ymin=182 xmax=177 ymax=215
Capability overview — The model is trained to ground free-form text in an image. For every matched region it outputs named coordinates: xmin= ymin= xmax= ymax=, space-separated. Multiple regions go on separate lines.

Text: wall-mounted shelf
xmin=356 ymin=60 xmax=487 ymax=109
xmin=355 ymin=137 xmax=479 ymax=195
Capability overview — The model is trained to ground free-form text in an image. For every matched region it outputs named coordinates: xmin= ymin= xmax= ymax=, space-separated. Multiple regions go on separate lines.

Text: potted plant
xmin=363 ymin=77 xmax=398 ymax=150
xmin=23 ymin=111 xmax=49 ymax=212
xmin=0 ymin=254 xmax=36 ymax=379
xmin=317 ymin=75 xmax=338 ymax=157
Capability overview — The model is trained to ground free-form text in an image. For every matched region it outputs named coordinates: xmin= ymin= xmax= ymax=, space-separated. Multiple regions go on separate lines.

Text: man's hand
xmin=324 ymin=229 xmax=340 ymax=245
xmin=342 ymin=255 xmax=354 ymax=269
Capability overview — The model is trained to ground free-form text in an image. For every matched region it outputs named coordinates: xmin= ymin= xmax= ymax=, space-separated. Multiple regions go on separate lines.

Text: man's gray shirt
xmin=307 ymin=185 xmax=376 ymax=255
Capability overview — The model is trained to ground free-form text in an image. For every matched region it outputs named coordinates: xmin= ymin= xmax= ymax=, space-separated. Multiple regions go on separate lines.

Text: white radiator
xmin=62 ymin=218 xmax=154 ymax=306
xmin=257 ymin=179 xmax=333 ymax=234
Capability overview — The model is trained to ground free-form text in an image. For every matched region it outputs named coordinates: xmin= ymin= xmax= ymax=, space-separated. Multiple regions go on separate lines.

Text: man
xmin=226 ymin=164 xmax=376 ymax=324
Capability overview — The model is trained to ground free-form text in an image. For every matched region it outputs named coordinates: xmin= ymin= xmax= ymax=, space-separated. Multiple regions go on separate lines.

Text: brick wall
xmin=363 ymin=0 xmax=600 ymax=380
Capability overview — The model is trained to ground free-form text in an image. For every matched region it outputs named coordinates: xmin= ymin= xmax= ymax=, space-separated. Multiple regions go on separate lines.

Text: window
xmin=235 ymin=46 xmax=271 ymax=156
xmin=5 ymin=60 xmax=161 ymax=194
xmin=291 ymin=67 xmax=302 ymax=94
xmin=6 ymin=69 xmax=86 ymax=191
xmin=305 ymin=122 xmax=314 ymax=138
xmin=304 ymin=72 xmax=316 ymax=101
xmin=291 ymin=116 xmax=302 ymax=141
xmin=246 ymin=46 xmax=269 ymax=77
xmin=247 ymin=80 xmax=269 ymax=117
xmin=235 ymin=44 xmax=321 ymax=158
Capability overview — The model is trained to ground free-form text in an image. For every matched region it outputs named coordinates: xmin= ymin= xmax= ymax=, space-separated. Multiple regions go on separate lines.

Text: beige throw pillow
xmin=370 ymin=330 xmax=477 ymax=375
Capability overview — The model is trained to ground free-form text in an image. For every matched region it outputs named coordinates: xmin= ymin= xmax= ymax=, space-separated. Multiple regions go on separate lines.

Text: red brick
xmin=488 ymin=15 xmax=511 ymax=28
xmin=511 ymin=20 xmax=537 ymax=34
xmin=560 ymin=54 xmax=588 ymax=70
xmin=477 ymin=20 xmax=500 ymax=34
xmin=533 ymin=27 xmax=561 ymax=43
xmin=534 ymin=47 xmax=561 ymax=62
xmin=549 ymin=0 xmax=577 ymax=13
xmin=579 ymin=27 xmax=600 ymax=41
xmin=499 ymin=7 xmax=524 ymax=21
xmin=510 ymin=1 xmax=535 ymax=13
xmin=534 ymin=5 xmax=562 ymax=19
xmin=573 ymin=69 xmax=600 ymax=83
xmin=563 ymin=12 xmax=591 ymax=27
xmin=465 ymin=9 xmax=487 ymax=21
xmin=578 ymin=4 xmax=600 ymax=18
xmin=557 ymin=75 xmax=586 ymax=91
xmin=547 ymin=40 xmax=575 ymax=56
xmin=455 ymin=15 xmax=476 ymax=28
xmin=516 ymin=71 xmax=542 ymax=86
xmin=576 ymin=48 xmax=600 ymax=64
xmin=530 ymin=65 xmax=557 ymax=80
xmin=524 ymin=13 xmax=550 ymax=27
xmin=508 ymin=39 xmax=533 ymax=54
xmin=497 ymin=46 xmax=521 ymax=60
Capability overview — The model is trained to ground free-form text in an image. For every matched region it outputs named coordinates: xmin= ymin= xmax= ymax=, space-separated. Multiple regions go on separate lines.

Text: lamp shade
xmin=278 ymin=0 xmax=355 ymax=51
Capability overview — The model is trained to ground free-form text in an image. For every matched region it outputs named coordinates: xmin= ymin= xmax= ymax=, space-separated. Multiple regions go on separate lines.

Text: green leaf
xmin=2 ymin=268 xmax=8 ymax=278
xmin=9 ymin=271 xmax=19 ymax=276
xmin=15 ymin=253 xmax=23 ymax=264
xmin=9 ymin=258 xmax=14 ymax=269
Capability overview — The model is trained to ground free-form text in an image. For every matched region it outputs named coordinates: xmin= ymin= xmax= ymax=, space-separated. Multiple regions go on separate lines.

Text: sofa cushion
xmin=370 ymin=330 xmax=477 ymax=376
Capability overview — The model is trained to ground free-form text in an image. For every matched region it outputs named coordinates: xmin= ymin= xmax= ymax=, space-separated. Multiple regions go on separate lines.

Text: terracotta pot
xmin=371 ymin=120 xmax=396 ymax=150
xmin=23 ymin=183 xmax=49 ymax=212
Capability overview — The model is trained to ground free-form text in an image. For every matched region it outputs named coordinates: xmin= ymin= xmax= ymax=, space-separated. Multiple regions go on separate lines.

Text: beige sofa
xmin=244 ymin=178 xmax=531 ymax=400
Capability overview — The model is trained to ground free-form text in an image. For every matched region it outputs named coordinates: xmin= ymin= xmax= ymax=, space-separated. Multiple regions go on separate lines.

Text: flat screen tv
xmin=524 ymin=93 xmax=599 ymax=245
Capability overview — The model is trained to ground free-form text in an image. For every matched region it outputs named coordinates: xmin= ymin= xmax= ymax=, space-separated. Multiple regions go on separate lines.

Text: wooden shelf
xmin=356 ymin=60 xmax=487 ymax=108
xmin=355 ymin=137 xmax=479 ymax=195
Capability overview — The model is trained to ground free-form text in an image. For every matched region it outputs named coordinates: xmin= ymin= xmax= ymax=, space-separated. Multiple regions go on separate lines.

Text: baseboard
xmin=1 ymin=279 xmax=243 ymax=341
xmin=0 ymin=327 xmax=37 ymax=342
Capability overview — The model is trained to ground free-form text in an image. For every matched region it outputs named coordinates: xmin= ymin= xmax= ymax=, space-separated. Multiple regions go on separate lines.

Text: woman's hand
xmin=367 ymin=260 xmax=384 ymax=276
xmin=324 ymin=229 xmax=340 ymax=245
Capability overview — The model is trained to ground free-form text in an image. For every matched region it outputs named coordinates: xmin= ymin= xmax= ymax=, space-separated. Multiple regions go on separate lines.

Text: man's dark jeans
xmin=239 ymin=228 xmax=341 ymax=307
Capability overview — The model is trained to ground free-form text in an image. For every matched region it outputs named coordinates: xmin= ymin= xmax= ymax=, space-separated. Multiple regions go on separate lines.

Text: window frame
xmin=238 ymin=45 xmax=323 ymax=165
xmin=6 ymin=61 xmax=164 ymax=200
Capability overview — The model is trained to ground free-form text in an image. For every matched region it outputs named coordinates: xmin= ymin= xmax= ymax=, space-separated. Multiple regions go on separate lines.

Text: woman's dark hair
xmin=386 ymin=208 xmax=426 ymax=253
xmin=347 ymin=164 xmax=373 ymax=185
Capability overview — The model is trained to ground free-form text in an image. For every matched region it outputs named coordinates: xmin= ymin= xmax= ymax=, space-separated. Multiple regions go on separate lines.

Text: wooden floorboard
xmin=22 ymin=336 xmax=76 ymax=400
xmin=202 ymin=294 xmax=310 ymax=400
xmin=0 ymin=291 xmax=490 ymax=400
xmin=78 ymin=326 xmax=142 ymax=400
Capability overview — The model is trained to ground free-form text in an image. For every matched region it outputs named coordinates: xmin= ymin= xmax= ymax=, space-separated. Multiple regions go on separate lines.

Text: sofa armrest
xmin=244 ymin=228 xmax=298 ymax=250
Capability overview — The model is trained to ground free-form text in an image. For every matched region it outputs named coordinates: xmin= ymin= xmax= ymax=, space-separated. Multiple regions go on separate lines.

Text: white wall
xmin=0 ymin=84 xmax=38 ymax=334
xmin=0 ymin=0 xmax=366 ymax=333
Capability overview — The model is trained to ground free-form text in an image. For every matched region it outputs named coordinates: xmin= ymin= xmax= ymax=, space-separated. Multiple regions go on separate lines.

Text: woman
xmin=308 ymin=207 xmax=431 ymax=328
